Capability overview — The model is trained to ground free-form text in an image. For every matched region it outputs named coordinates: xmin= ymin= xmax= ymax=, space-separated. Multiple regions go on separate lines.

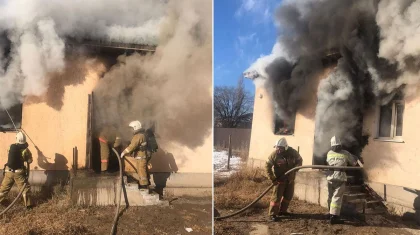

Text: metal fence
xmin=213 ymin=128 xmax=251 ymax=152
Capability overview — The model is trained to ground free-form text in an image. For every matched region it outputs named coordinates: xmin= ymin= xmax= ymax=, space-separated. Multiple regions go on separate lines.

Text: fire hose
xmin=214 ymin=165 xmax=363 ymax=221
xmin=110 ymin=148 xmax=124 ymax=235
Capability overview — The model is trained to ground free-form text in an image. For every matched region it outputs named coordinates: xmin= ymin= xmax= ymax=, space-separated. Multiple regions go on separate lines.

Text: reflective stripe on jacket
xmin=326 ymin=150 xmax=357 ymax=182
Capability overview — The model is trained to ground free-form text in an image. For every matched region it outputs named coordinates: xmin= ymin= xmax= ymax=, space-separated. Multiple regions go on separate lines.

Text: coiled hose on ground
xmin=214 ymin=165 xmax=363 ymax=221
xmin=110 ymin=148 xmax=123 ymax=235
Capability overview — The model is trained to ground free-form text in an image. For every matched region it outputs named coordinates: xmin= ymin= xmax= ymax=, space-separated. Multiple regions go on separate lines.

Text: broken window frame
xmin=0 ymin=104 xmax=23 ymax=132
xmin=273 ymin=113 xmax=296 ymax=136
xmin=376 ymin=99 xmax=404 ymax=141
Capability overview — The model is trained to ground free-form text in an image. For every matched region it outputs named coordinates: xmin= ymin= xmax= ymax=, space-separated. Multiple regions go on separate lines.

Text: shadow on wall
xmin=36 ymin=147 xmax=70 ymax=198
xmin=402 ymin=187 xmax=420 ymax=225
xmin=150 ymin=148 xmax=178 ymax=197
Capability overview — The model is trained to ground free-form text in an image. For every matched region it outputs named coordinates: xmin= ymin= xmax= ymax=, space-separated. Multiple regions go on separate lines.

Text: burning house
xmin=245 ymin=0 xmax=420 ymax=222
xmin=0 ymin=0 xmax=212 ymax=203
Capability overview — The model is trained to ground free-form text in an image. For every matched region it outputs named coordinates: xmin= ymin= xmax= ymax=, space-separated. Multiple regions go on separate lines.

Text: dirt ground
xmin=214 ymin=168 xmax=420 ymax=235
xmin=215 ymin=200 xmax=420 ymax=235
xmin=0 ymin=189 xmax=212 ymax=235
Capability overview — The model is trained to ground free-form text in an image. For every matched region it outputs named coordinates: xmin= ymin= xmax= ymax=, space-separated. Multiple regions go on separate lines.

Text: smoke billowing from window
xmin=247 ymin=0 xmax=420 ymax=157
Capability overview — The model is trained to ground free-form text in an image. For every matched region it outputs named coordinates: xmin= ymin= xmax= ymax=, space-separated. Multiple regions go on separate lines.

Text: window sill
xmin=373 ymin=138 xmax=404 ymax=143
xmin=0 ymin=129 xmax=18 ymax=133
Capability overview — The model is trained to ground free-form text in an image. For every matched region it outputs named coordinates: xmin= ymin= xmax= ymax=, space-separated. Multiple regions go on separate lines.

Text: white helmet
xmin=274 ymin=137 xmax=288 ymax=150
xmin=128 ymin=120 xmax=142 ymax=131
xmin=331 ymin=136 xmax=341 ymax=147
xmin=16 ymin=131 xmax=26 ymax=144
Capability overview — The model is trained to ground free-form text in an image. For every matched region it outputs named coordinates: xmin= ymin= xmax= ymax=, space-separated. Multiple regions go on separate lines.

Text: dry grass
xmin=232 ymin=149 xmax=249 ymax=161
xmin=0 ymin=185 xmax=94 ymax=235
xmin=0 ymin=183 xmax=213 ymax=235
xmin=214 ymin=166 xmax=271 ymax=210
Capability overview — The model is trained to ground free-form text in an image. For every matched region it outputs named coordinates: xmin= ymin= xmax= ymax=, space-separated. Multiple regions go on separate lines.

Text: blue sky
xmin=214 ymin=0 xmax=279 ymax=94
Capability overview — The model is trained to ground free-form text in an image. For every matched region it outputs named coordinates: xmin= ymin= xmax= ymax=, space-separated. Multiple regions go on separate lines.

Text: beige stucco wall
xmin=362 ymin=94 xmax=420 ymax=190
xmin=248 ymin=67 xmax=334 ymax=164
xmin=0 ymin=65 xmax=212 ymax=175
xmin=0 ymin=68 xmax=100 ymax=171
xmin=158 ymin=134 xmax=212 ymax=173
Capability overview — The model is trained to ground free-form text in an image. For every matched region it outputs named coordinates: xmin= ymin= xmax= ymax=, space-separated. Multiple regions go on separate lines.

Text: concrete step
xmin=346 ymin=176 xmax=364 ymax=185
xmin=364 ymin=207 xmax=388 ymax=215
xmin=344 ymin=198 xmax=387 ymax=214
xmin=345 ymin=185 xmax=363 ymax=193
xmin=343 ymin=193 xmax=368 ymax=201
xmin=365 ymin=200 xmax=385 ymax=209
xmin=121 ymin=182 xmax=169 ymax=207
xmin=71 ymin=175 xmax=169 ymax=206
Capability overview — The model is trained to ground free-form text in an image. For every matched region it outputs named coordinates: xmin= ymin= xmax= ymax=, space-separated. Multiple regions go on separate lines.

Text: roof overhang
xmin=65 ymin=38 xmax=157 ymax=52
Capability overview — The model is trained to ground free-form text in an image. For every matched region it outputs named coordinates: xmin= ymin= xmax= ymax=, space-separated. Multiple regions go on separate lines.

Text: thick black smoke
xmin=251 ymin=0 xmax=420 ymax=157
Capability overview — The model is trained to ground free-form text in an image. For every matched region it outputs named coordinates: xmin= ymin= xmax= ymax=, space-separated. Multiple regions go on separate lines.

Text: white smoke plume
xmin=0 ymin=0 xmax=166 ymax=109
xmin=93 ymin=0 xmax=212 ymax=149
xmin=245 ymin=42 xmax=296 ymax=82
xmin=377 ymin=0 xmax=420 ymax=70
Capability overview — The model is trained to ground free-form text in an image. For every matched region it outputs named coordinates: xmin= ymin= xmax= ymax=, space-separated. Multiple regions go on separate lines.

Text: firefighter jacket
xmin=265 ymin=147 xmax=302 ymax=182
xmin=124 ymin=131 xmax=147 ymax=158
xmin=7 ymin=143 xmax=33 ymax=171
xmin=326 ymin=150 xmax=357 ymax=182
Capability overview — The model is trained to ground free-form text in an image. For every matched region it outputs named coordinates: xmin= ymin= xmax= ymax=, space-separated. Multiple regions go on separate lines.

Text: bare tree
xmin=214 ymin=77 xmax=253 ymax=128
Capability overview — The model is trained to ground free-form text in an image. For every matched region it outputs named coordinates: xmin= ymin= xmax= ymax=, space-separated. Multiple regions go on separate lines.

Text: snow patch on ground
xmin=214 ymin=150 xmax=243 ymax=177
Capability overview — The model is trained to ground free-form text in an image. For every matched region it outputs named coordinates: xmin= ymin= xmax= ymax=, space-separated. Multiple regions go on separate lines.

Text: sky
xmin=214 ymin=0 xmax=279 ymax=95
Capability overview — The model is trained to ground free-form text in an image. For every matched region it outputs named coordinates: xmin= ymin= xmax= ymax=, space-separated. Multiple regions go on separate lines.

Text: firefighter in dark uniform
xmin=0 ymin=131 xmax=33 ymax=208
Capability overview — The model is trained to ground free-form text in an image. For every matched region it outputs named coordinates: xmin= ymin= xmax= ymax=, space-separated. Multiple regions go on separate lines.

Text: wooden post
xmin=75 ymin=146 xmax=78 ymax=171
xmin=73 ymin=146 xmax=78 ymax=176
xmin=72 ymin=147 xmax=76 ymax=173
xmin=227 ymin=134 xmax=232 ymax=170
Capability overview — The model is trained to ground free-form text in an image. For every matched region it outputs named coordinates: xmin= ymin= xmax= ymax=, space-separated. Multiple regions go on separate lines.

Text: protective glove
xmin=270 ymin=177 xmax=278 ymax=185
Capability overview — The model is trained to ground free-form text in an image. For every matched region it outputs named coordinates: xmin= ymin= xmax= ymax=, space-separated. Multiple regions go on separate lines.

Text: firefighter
xmin=144 ymin=128 xmax=159 ymax=185
xmin=0 ymin=131 xmax=33 ymax=208
xmin=98 ymin=125 xmax=122 ymax=172
xmin=265 ymin=137 xmax=303 ymax=222
xmin=326 ymin=136 xmax=358 ymax=224
xmin=121 ymin=120 xmax=149 ymax=189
